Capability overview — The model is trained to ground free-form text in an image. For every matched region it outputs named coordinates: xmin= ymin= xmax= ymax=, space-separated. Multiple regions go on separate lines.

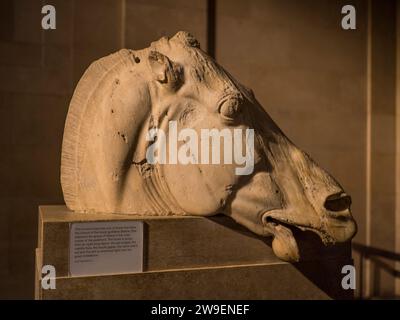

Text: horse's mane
xmin=61 ymin=31 xmax=238 ymax=212
xmin=61 ymin=49 xmax=132 ymax=210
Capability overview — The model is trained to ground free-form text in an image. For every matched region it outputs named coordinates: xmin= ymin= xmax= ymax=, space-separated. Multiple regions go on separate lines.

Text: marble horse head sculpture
xmin=61 ymin=31 xmax=357 ymax=262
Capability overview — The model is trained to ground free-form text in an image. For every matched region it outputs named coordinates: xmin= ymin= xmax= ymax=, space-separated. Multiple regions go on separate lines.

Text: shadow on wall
xmin=209 ymin=215 xmax=354 ymax=300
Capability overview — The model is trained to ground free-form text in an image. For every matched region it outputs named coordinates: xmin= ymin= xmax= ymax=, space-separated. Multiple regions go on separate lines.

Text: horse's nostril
xmin=324 ymin=193 xmax=352 ymax=212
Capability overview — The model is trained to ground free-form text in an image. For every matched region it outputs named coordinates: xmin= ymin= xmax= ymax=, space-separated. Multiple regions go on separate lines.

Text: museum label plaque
xmin=69 ymin=221 xmax=143 ymax=276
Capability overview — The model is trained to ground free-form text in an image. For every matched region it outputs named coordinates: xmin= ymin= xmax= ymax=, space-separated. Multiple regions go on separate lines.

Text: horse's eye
xmin=219 ymin=98 xmax=241 ymax=120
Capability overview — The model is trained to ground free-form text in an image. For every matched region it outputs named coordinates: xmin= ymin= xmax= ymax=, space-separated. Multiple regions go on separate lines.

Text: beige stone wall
xmin=216 ymin=0 xmax=399 ymax=299
xmin=0 ymin=0 xmax=397 ymax=298
xmin=367 ymin=0 xmax=397 ymax=297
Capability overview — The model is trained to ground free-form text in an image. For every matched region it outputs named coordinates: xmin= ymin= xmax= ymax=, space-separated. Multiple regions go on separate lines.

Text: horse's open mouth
xmin=263 ymin=214 xmax=335 ymax=262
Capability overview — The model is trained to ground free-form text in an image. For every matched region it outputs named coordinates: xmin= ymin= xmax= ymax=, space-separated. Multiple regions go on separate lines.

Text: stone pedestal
xmin=35 ymin=206 xmax=354 ymax=299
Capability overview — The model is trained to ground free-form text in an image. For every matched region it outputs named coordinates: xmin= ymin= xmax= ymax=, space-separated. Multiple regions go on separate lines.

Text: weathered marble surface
xmin=61 ymin=31 xmax=356 ymax=261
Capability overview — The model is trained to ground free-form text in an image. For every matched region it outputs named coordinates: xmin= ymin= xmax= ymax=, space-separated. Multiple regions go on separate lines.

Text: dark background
xmin=0 ymin=0 xmax=399 ymax=299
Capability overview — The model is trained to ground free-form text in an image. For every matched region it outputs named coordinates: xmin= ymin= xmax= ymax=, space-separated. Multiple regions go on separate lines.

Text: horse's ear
xmin=148 ymin=51 xmax=183 ymax=90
